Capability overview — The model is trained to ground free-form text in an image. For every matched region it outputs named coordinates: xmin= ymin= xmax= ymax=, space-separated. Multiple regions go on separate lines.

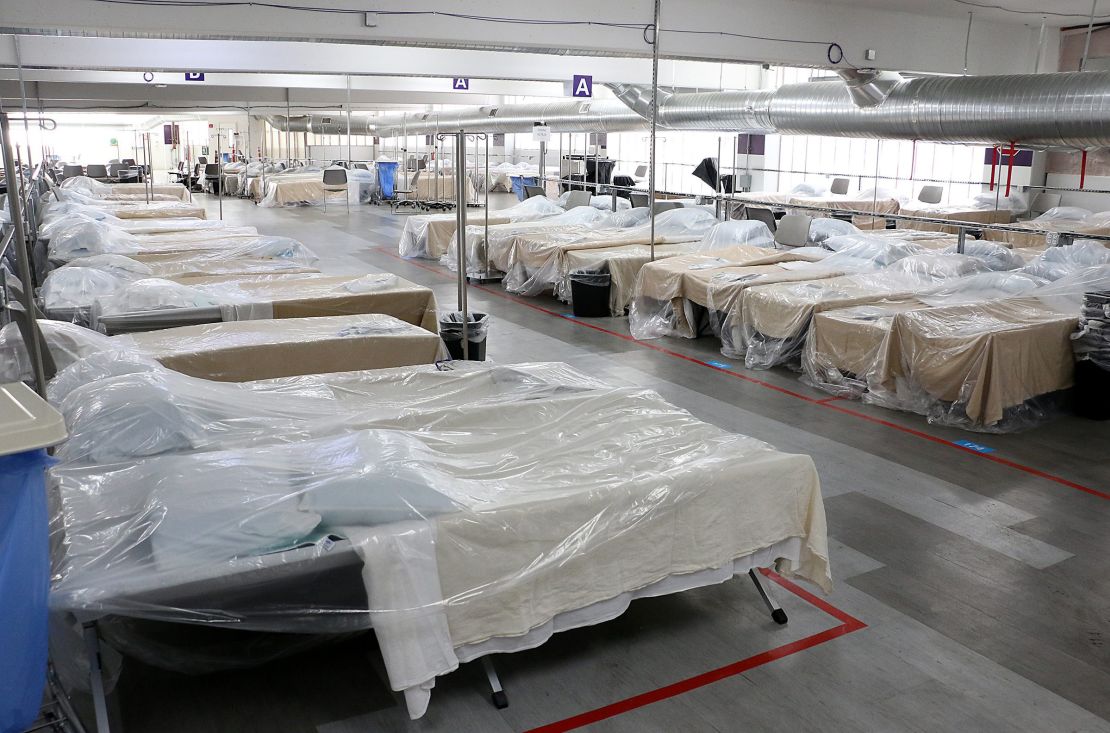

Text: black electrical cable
xmin=82 ymin=0 xmax=855 ymax=61
xmin=826 ymin=42 xmax=844 ymax=65
xmin=949 ymin=0 xmax=1110 ymax=20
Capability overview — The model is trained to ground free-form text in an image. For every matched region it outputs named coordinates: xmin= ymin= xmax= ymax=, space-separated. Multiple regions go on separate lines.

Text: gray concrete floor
xmin=100 ymin=193 xmax=1110 ymax=733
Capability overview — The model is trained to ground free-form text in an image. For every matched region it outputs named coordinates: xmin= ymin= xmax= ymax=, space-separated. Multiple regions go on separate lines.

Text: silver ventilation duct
xmin=609 ymin=71 xmax=1110 ymax=147
xmin=260 ymin=71 xmax=1110 ymax=148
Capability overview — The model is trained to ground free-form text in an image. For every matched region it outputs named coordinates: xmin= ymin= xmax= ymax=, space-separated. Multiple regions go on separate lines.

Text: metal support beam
xmin=748 ymin=570 xmax=788 ymax=625
xmin=648 ymin=0 xmax=661 ymax=262
xmin=82 ymin=622 xmax=112 ymax=733
xmin=0 ymin=112 xmax=48 ymax=398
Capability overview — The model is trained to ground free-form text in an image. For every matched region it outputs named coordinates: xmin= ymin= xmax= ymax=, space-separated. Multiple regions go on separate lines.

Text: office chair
xmin=203 ymin=163 xmax=221 ymax=195
xmin=1026 ymin=192 xmax=1062 ymax=219
xmin=917 ymin=185 xmax=944 ymax=204
xmin=61 ymin=164 xmax=83 ymax=180
xmin=629 ymin=192 xmax=650 ymax=209
xmin=830 ymin=177 xmax=850 ymax=195
xmin=353 ymin=162 xmax=370 ymax=171
xmin=121 ymin=158 xmax=137 ymax=167
xmin=524 ymin=184 xmax=547 ymax=199
xmin=745 ymin=206 xmax=778 ymax=234
xmin=633 ymin=165 xmax=648 ymax=182
xmin=321 ymin=168 xmax=349 ymax=213
xmin=774 ymin=214 xmax=812 ymax=248
xmin=565 ymin=190 xmax=592 ymax=209
xmin=391 ymin=168 xmax=422 ymax=213
xmin=108 ymin=163 xmax=127 ymax=178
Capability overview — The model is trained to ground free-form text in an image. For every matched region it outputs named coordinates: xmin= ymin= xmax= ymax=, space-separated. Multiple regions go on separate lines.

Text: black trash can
xmin=439 ymin=311 xmax=488 ymax=361
xmin=569 ymin=271 xmax=611 ymax=318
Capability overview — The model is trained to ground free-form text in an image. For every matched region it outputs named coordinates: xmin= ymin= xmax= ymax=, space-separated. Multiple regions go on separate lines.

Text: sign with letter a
xmin=572 ymin=74 xmax=593 ymax=98
xmin=452 ymin=78 xmax=470 ymax=90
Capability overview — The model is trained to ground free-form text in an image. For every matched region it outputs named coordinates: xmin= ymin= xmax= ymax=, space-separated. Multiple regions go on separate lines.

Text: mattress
xmin=630 ymin=246 xmax=834 ymax=337
xmin=90 ymin=272 xmax=440 ymax=334
xmin=49 ymin=361 xmax=830 ymax=719
xmin=789 ymin=195 xmax=901 ymax=230
xmin=896 ymin=206 xmax=1011 ymax=234
xmin=983 ymin=219 xmax=1110 ymax=248
xmin=118 ymin=314 xmax=447 ymax=381
xmin=866 ymin=298 xmax=1079 ymax=428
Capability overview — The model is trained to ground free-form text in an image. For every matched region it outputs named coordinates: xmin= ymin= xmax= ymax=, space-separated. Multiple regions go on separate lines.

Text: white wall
xmin=1 ymin=0 xmax=1058 ymax=76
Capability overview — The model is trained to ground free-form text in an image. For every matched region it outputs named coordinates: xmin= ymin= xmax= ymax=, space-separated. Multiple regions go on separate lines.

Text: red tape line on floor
xmin=376 ymin=248 xmax=1110 ymax=502
xmin=522 ymin=569 xmax=866 ymax=733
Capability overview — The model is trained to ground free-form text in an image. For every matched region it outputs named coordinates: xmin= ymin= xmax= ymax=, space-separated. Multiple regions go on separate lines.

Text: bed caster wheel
xmin=491 ymin=691 xmax=509 ymax=709
xmin=771 ymin=609 xmax=788 ymax=625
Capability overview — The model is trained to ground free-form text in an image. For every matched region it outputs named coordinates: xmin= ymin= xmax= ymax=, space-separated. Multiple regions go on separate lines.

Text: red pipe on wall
xmin=1080 ymin=149 xmax=1088 ymax=189
xmin=1004 ymin=143 xmax=1017 ymax=197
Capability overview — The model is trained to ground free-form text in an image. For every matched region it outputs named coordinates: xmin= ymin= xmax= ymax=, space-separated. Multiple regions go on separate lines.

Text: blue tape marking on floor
xmin=563 ymin=314 xmax=577 ymax=319
xmin=706 ymin=360 xmax=733 ymax=370
xmin=953 ymin=439 xmax=995 ymax=454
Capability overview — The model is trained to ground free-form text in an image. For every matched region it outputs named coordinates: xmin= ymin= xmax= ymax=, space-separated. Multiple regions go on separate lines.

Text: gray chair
xmin=633 ymin=165 xmax=648 ymax=181
xmin=774 ymin=214 xmax=812 ymax=248
xmin=629 ymin=192 xmax=650 ymax=209
xmin=108 ymin=163 xmax=128 ymax=178
xmin=61 ymin=164 xmax=84 ymax=180
xmin=391 ymin=168 xmax=422 ymax=213
xmin=353 ymin=162 xmax=370 ymax=171
xmin=745 ymin=206 xmax=778 ymax=234
xmin=203 ymin=163 xmax=221 ymax=195
xmin=652 ymin=201 xmax=683 ymax=214
xmin=565 ymin=190 xmax=592 ymax=209
xmin=524 ymin=184 xmax=547 ymax=199
xmin=917 ymin=185 xmax=944 ymax=204
xmin=322 ymin=168 xmax=349 ymax=212
xmin=1028 ymin=192 xmax=1062 ymax=218
xmin=830 ymin=177 xmax=850 ymax=195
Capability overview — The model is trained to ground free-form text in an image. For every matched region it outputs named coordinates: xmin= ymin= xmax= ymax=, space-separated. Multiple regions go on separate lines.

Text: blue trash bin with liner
xmin=1 ymin=383 xmax=66 ymax=733
xmin=377 ymin=161 xmax=399 ymax=200
xmin=510 ymin=175 xmax=539 ymax=201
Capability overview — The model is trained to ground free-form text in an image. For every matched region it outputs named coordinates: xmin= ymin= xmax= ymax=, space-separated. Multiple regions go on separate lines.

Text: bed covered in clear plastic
xmin=256 ymin=166 xmax=375 ymax=208
xmin=47 ymin=190 xmax=206 ymax=219
xmin=984 ymin=209 xmax=1110 ymax=248
xmin=447 ymin=205 xmax=610 ymax=274
xmin=398 ymin=195 xmax=563 ymax=260
xmin=46 ymin=218 xmax=297 ymax=263
xmin=499 ymin=207 xmax=719 ymax=298
xmin=47 ymin=358 xmax=830 ymax=719
xmin=86 ymin=272 xmax=440 ymax=334
xmin=724 ymin=239 xmax=991 ymax=367
xmin=60 ymin=176 xmax=192 ymax=202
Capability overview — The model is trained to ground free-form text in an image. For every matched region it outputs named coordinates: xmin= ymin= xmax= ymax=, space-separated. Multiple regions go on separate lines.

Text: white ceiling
xmin=827 ymin=0 xmax=1108 ymax=27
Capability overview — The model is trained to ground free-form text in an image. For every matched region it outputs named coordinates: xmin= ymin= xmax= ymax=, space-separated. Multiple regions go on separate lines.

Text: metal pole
xmin=1034 ymin=17 xmax=1046 ymax=73
xmin=216 ymin=127 xmax=223 ymax=220
xmin=484 ymin=134 xmax=490 ymax=275
xmin=0 ymin=113 xmax=47 ymax=398
xmin=649 ymin=0 xmax=660 ymax=261
xmin=346 ymin=75 xmax=353 ymax=166
xmin=1081 ymin=0 xmax=1099 ymax=71
xmin=451 ymin=132 xmax=469 ymax=359
xmin=285 ymin=90 xmax=291 ymax=167
xmin=141 ymin=131 xmax=150 ymax=203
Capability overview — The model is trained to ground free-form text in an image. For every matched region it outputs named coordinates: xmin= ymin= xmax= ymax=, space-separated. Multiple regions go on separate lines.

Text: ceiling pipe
xmin=260 ymin=70 xmax=1110 ymax=148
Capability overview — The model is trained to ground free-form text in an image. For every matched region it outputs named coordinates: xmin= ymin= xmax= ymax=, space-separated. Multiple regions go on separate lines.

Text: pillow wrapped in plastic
xmin=884 ymin=252 xmax=989 ymax=281
xmin=47 ymin=220 xmax=141 ymax=261
xmin=696 ymin=220 xmax=774 ymax=252
xmin=822 ymin=235 xmax=925 ymax=268
xmin=943 ymin=241 xmax=1024 ymax=271
xmin=91 ymin=278 xmax=225 ymax=318
xmin=1020 ymin=241 xmax=1110 ymax=280
xmin=42 ymin=267 xmax=130 ymax=312
xmin=808 ymin=218 xmax=859 ymax=244
xmin=63 ymin=254 xmax=155 ymax=280
xmin=650 ymin=207 xmax=719 ymax=238
xmin=919 ymin=270 xmax=1048 ymax=306
xmin=1035 ymin=206 xmax=1093 ymax=222
xmin=972 ymin=191 xmax=1029 ymax=211
xmin=789 ymin=182 xmax=829 ymax=197
xmin=0 ymin=320 xmax=119 ymax=384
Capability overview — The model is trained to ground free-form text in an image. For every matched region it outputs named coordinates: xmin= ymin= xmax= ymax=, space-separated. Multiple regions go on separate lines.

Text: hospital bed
xmin=60 ymin=176 xmax=192 ymax=202
xmin=983 ymin=209 xmax=1110 ymax=248
xmin=47 ymin=360 xmax=829 ymax=723
xmin=258 ymin=167 xmax=377 ymax=208
xmin=87 ymin=272 xmax=439 ymax=335
xmin=398 ymin=195 xmax=564 ymax=260
xmin=47 ymin=197 xmax=206 ymax=220
xmin=802 ymin=254 xmax=1110 ymax=431
xmin=1 ymin=313 xmax=446 ymax=385
xmin=895 ymin=204 xmax=1011 ymax=234
xmin=732 ymin=251 xmax=991 ymax=368
xmin=498 ymin=208 xmax=719 ymax=298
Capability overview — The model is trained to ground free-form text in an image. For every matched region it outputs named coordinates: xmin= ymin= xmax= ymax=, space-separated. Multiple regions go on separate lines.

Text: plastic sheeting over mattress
xmin=47 ymin=360 xmax=829 ymax=718
xmin=398 ymin=196 xmax=563 ymax=260
xmin=61 ymin=176 xmax=192 ymax=202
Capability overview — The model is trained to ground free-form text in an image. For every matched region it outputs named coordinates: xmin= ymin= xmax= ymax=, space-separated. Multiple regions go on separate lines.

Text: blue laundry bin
xmin=377 ymin=161 xmax=399 ymax=199
xmin=0 ymin=449 xmax=53 ymax=733
xmin=510 ymin=175 xmax=539 ymax=201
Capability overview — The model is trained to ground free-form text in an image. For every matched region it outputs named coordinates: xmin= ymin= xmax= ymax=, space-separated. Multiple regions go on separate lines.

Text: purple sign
xmin=452 ymin=78 xmax=469 ymax=90
xmin=572 ymin=74 xmax=593 ymax=98
xmin=184 ymin=72 xmax=205 ymax=82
